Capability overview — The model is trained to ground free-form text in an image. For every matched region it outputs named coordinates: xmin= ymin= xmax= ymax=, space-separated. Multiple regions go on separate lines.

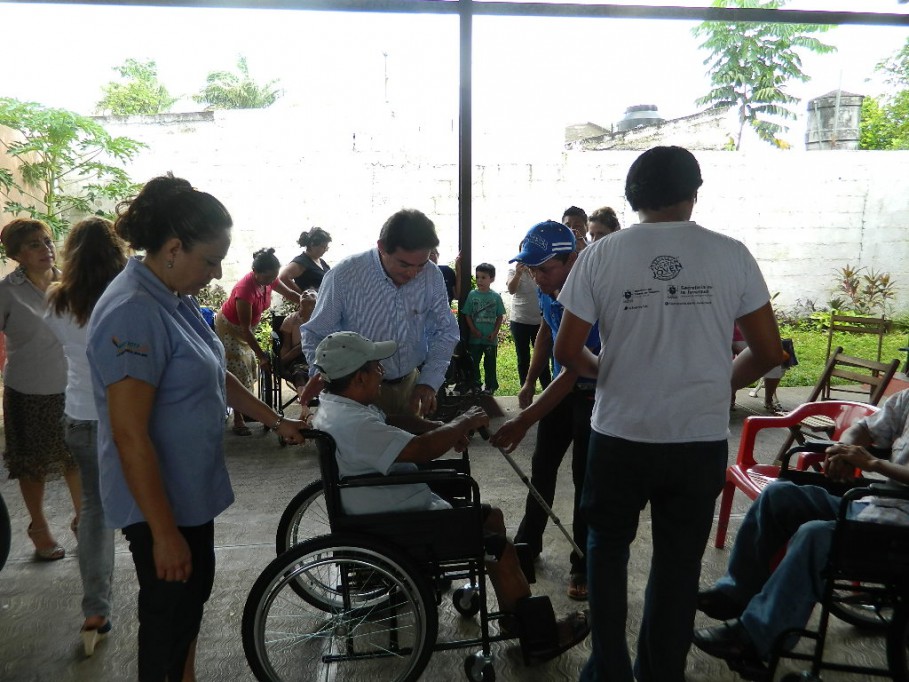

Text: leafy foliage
xmin=828 ymin=264 xmax=897 ymax=317
xmin=95 ymin=59 xmax=177 ymax=116
xmin=692 ymin=0 xmax=835 ymax=149
xmin=0 ymin=97 xmax=144 ymax=242
xmin=859 ymin=38 xmax=909 ymax=150
xmin=196 ymin=283 xmax=228 ymax=309
xmin=193 ymin=56 xmax=281 ymax=110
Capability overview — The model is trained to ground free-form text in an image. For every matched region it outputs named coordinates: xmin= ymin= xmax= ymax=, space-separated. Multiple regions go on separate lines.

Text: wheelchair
xmin=763 ymin=476 xmax=909 ymax=681
xmin=257 ymin=314 xmax=302 ymax=421
xmin=244 ymin=429 xmax=540 ymax=682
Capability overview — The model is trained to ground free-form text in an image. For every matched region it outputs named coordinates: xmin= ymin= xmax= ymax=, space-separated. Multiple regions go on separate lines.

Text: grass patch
xmin=488 ymin=331 xmax=908 ymax=396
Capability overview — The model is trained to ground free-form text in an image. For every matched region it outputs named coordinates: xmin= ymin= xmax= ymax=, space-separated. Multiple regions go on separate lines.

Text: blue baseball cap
xmin=509 ymin=220 xmax=576 ymax=266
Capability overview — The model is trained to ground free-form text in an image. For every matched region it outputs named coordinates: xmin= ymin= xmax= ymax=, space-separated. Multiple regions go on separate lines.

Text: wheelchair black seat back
xmin=314 ymin=428 xmax=486 ymax=564
xmin=242 ymin=429 xmax=508 ymax=682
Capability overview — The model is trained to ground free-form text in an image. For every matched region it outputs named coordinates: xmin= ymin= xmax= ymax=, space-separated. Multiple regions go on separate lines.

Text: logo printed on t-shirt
xmin=111 ymin=336 xmax=149 ymax=357
xmin=650 ymin=255 xmax=683 ymax=281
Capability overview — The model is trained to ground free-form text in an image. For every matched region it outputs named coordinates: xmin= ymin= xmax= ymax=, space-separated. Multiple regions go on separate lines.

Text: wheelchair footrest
xmin=515 ymin=543 xmax=536 ymax=584
xmin=514 ymin=595 xmax=558 ymax=661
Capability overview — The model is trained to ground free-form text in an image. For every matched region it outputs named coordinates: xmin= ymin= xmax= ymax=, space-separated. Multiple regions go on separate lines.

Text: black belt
xmin=383 ymin=375 xmax=408 ymax=385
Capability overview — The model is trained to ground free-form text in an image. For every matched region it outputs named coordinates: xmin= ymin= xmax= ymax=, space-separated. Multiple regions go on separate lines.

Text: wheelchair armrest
xmin=780 ymin=443 xmax=833 ymax=471
xmin=839 ymin=483 xmax=909 ymax=518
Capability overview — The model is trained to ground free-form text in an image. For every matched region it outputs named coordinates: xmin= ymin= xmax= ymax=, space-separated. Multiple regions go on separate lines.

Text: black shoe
xmin=697 ymin=587 xmax=746 ymax=621
xmin=692 ymin=620 xmax=760 ymax=667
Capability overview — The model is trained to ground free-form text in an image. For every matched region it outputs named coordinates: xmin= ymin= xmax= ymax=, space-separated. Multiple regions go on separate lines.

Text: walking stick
xmin=478 ymin=427 xmax=584 ymax=559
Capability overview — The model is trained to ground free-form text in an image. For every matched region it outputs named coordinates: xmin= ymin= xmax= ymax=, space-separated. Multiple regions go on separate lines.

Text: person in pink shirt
xmin=214 ymin=248 xmax=280 ymax=435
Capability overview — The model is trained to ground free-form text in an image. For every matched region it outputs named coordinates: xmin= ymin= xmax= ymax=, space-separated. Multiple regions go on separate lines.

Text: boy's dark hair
xmin=562 ymin=206 xmax=587 ymax=222
xmin=379 ymin=209 xmax=439 ymax=253
xmin=475 ymin=262 xmax=495 ymax=279
xmin=625 ymin=146 xmax=703 ymax=211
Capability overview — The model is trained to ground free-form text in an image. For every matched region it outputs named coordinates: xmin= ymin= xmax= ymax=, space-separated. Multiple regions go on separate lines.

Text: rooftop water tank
xmin=805 ymin=90 xmax=864 ymax=151
xmin=617 ymin=104 xmax=664 ymax=132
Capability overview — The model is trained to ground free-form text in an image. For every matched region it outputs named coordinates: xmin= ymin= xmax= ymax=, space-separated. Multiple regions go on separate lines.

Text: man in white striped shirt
xmin=302 ymin=209 xmax=460 ymax=417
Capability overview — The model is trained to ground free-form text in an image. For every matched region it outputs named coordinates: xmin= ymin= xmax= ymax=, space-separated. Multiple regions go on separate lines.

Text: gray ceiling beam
xmin=4 ymin=0 xmax=908 ymax=26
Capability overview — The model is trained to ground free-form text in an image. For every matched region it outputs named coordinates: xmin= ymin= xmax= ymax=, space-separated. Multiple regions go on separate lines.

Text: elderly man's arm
xmin=396 ymin=406 xmax=489 ymax=464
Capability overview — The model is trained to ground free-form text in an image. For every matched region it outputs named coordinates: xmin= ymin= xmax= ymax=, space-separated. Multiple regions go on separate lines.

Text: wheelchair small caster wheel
xmin=464 ymin=652 xmax=495 ymax=682
xmin=453 ymin=585 xmax=481 ymax=617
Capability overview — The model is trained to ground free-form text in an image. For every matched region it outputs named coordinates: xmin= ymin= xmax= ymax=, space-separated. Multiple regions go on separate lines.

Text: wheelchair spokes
xmin=244 ymin=535 xmax=437 ymax=682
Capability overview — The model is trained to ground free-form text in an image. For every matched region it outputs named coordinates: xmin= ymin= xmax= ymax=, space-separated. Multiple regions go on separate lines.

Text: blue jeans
xmin=64 ymin=417 xmax=114 ymax=620
xmin=580 ymin=434 xmax=727 ymax=682
xmin=514 ymin=389 xmax=593 ymax=575
xmin=714 ymin=480 xmax=841 ymax=658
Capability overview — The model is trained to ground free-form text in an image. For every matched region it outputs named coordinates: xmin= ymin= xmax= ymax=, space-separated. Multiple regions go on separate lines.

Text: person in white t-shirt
xmin=553 ymin=146 xmax=785 ymax=682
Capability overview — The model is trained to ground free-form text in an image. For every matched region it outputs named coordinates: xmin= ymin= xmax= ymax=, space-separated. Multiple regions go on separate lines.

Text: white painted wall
xmin=97 ymin=110 xmax=909 ymax=314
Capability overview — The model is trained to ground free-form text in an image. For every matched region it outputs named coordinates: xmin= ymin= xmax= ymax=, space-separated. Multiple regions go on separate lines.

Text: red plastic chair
xmin=714 ymin=400 xmax=879 ymax=549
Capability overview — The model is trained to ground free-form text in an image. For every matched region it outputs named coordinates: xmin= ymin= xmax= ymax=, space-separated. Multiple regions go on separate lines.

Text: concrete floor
xmin=0 ymin=386 xmax=895 ymax=681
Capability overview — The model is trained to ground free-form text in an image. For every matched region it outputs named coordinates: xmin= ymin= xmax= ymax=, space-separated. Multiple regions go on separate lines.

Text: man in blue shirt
xmin=302 ymin=209 xmax=459 ymax=417
xmin=491 ymin=220 xmax=601 ymax=602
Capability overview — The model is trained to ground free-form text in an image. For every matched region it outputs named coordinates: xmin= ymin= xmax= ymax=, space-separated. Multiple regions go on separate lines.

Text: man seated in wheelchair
xmin=311 ymin=331 xmax=590 ymax=663
xmin=279 ymin=288 xmax=317 ymax=400
xmin=693 ymin=388 xmax=909 ymax=676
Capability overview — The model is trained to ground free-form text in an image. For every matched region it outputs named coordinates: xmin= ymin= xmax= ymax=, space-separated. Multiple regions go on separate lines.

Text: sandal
xmin=232 ymin=424 xmax=252 ymax=436
xmin=525 ymin=610 xmax=591 ymax=664
xmin=763 ymin=400 xmax=784 ymax=414
xmin=567 ymin=573 xmax=588 ymax=601
xmin=27 ymin=523 xmax=65 ymax=561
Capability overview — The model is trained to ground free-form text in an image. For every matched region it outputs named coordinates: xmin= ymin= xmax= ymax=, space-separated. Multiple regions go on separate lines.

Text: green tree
xmin=193 ymin=55 xmax=281 ymax=110
xmin=96 ymin=58 xmax=177 ymax=116
xmin=0 ymin=98 xmax=145 ymax=241
xmin=859 ymin=38 xmax=909 ymax=150
xmin=693 ymin=0 xmax=836 ymax=150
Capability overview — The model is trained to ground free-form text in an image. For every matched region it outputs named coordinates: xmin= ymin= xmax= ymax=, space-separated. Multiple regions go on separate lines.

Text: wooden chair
xmin=769 ymin=348 xmax=900 ymax=463
xmin=714 ymin=400 xmax=879 ymax=549
xmin=825 ymin=312 xmax=888 ymax=364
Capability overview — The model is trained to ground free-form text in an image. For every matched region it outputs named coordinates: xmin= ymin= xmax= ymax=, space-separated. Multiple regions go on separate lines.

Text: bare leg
xmin=19 ymin=478 xmax=59 ymax=550
xmin=181 ymin=638 xmax=197 ymax=682
xmin=764 ymin=377 xmax=781 ymax=409
xmin=483 ymin=508 xmax=531 ymax=613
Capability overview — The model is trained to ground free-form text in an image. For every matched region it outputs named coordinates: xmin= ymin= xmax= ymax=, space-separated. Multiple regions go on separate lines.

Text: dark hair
xmin=379 ymin=209 xmax=439 ymax=254
xmin=47 ymin=217 xmax=128 ymax=327
xmin=0 ymin=218 xmax=53 ymax=260
xmin=322 ymin=362 xmax=371 ymax=394
xmin=589 ymin=206 xmax=620 ymax=231
xmin=625 ymin=146 xmax=703 ymax=211
xmin=115 ymin=173 xmax=232 ymax=254
xmin=562 ymin=206 xmax=587 ymax=222
xmin=298 ymin=227 xmax=332 ymax=249
xmin=476 ymin=262 xmax=495 ymax=279
xmin=252 ymin=247 xmax=280 ymax=274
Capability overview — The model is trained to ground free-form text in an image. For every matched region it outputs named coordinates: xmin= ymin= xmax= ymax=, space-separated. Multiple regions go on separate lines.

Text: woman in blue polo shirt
xmin=87 ymin=174 xmax=307 ymax=681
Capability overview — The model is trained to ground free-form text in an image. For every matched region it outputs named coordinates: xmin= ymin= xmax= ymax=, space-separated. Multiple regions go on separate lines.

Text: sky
xmin=0 ymin=1 xmax=907 ymax=153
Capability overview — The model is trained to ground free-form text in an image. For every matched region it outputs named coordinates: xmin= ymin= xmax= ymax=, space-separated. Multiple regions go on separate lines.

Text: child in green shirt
xmin=463 ymin=263 xmax=506 ymax=393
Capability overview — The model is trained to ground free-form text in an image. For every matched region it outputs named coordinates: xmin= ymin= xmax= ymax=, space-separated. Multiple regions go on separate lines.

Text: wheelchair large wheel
xmin=829 ymin=583 xmax=894 ymax=631
xmin=886 ymin=604 xmax=909 ymax=682
xmin=275 ymin=481 xmax=329 ymax=556
xmin=243 ymin=533 xmax=438 ymax=682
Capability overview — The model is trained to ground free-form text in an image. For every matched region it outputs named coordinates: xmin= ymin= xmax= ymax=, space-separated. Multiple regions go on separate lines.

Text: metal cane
xmin=478 ymin=427 xmax=584 ymax=559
